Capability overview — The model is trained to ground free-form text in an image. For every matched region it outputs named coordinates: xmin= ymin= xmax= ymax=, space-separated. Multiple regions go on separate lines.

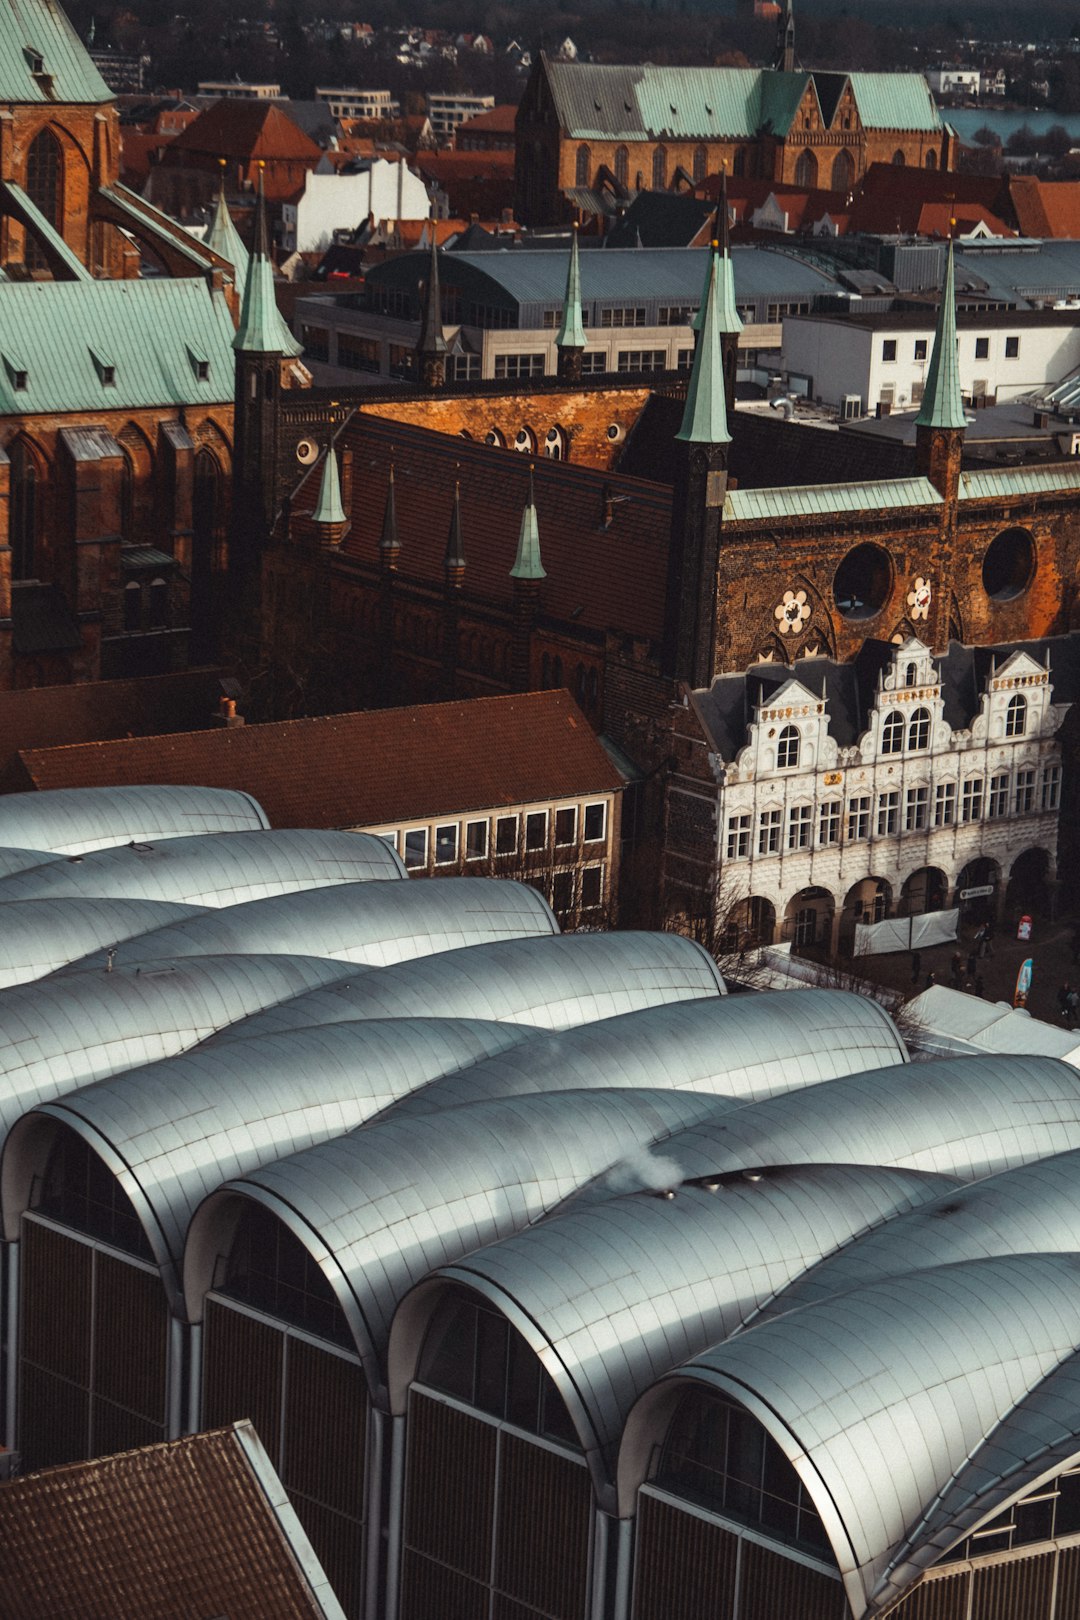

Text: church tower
xmin=555 ymin=225 xmax=586 ymax=383
xmin=775 ymin=0 xmax=796 ymax=73
xmin=415 ymin=234 xmax=447 ymax=389
xmin=914 ymin=237 xmax=967 ymax=504
xmin=666 ymin=248 xmax=732 ymax=688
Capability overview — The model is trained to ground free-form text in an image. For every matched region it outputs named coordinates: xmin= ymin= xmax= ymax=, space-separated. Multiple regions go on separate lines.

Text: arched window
xmin=1006 ymin=693 xmax=1027 ymax=737
xmin=652 ymin=145 xmax=668 ymax=189
xmin=892 ymin=149 xmax=906 ymax=166
xmin=123 ymin=580 xmax=141 ymax=632
xmin=794 ymin=149 xmax=818 ymax=188
xmin=553 ymin=655 xmax=563 ymax=687
xmin=733 ymin=147 xmax=746 ymax=178
xmin=881 ymin=711 xmax=904 ymax=754
xmin=908 ymin=707 xmax=931 ymax=750
xmin=575 ymin=144 xmax=591 ymax=187
xmin=777 ymin=725 xmax=800 ymax=768
xmin=25 ymin=128 xmax=62 ymax=269
xmin=693 ymin=145 xmax=707 ymax=183
xmin=513 ymin=426 xmax=535 ymax=454
xmin=634 ymin=170 xmax=644 ymax=192
xmin=149 ymin=576 xmax=168 ymax=628
xmin=925 ymin=149 xmax=938 ymax=170
xmin=10 ymin=439 xmax=38 ymax=580
xmin=614 ymin=146 xmax=629 ymax=188
xmin=831 ymin=149 xmax=855 ymax=192
xmin=543 ymin=426 xmax=565 ymax=460
xmin=905 ymin=662 xmax=917 ymax=687
xmin=120 ymin=455 xmax=134 ymax=542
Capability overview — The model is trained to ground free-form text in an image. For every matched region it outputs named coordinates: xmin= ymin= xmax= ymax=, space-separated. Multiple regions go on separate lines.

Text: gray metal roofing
xmin=61 ymin=877 xmax=558 ymax=974
xmin=203 ymin=931 xmax=724 ymax=1037
xmin=186 ymin=1085 xmax=739 ymax=1401
xmin=955 ymin=239 xmax=1080 ymax=306
xmin=385 ymin=988 xmax=907 ymax=1118
xmin=0 ymin=896 xmax=208 ymax=988
xmin=0 ymin=847 xmax=61 ymax=879
xmin=379 ymin=245 xmax=839 ymax=308
xmin=637 ymin=1255 xmax=1080 ymax=1620
xmin=0 ymin=953 xmax=353 ymax=1143
xmin=0 ymin=280 xmax=238 ymax=414
xmin=0 ymin=784 xmax=268 ymax=854
xmin=412 ymin=1163 xmax=955 ymax=1509
xmin=5 ymin=1016 xmax=534 ymax=1290
xmin=0 ymin=828 xmax=406 ymax=907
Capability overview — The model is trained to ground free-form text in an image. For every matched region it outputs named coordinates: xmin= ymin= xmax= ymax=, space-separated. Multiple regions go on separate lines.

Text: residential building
xmin=454 ymin=104 xmax=516 ymax=151
xmin=666 ymin=633 xmax=1076 ymax=950
xmin=14 ymin=691 xmax=626 ymax=929
xmin=315 ymin=87 xmax=400 ymax=121
xmin=196 ymin=80 xmax=283 ymax=99
xmin=148 ymin=98 xmax=324 ymax=218
xmin=86 ymin=48 xmax=149 ymax=93
xmin=426 ymin=91 xmax=495 ymax=138
xmin=281 ymin=164 xmax=431 ymax=256
xmin=782 ymin=307 xmax=1080 ymax=417
xmin=926 ymin=66 xmax=982 ymax=96
xmin=516 ymin=13 xmax=952 ymax=225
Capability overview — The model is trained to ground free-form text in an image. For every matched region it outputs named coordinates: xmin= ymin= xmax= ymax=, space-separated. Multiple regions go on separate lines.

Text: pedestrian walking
xmin=925 ymin=969 xmax=936 ymax=990
xmin=950 ymin=950 xmax=963 ymax=988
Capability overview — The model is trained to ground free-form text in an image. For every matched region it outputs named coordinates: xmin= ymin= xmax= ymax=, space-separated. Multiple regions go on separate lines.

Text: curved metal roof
xmin=384 ymin=988 xmax=907 ymax=1119
xmin=60 ymin=877 xmax=558 ymax=975
xmin=622 ymin=1052 xmax=1080 ymax=1190
xmin=393 ymin=1163 xmax=955 ymax=1510
xmin=2 ymin=1016 xmax=534 ymax=1299
xmin=757 ymin=1144 xmax=1080 ymax=1323
xmin=0 ymin=897 xmax=208 ymax=987
xmin=205 ymin=931 xmax=725 ymax=1040
xmin=621 ymin=1255 xmax=1080 ymax=1620
xmin=0 ymin=828 xmax=405 ymax=908
xmin=0 ymin=784 xmax=268 ymax=853
xmin=183 ymin=1085 xmax=739 ymax=1403
xmin=0 ymin=848 xmax=63 ymax=879
xmin=0 ymin=953 xmax=353 ymax=1144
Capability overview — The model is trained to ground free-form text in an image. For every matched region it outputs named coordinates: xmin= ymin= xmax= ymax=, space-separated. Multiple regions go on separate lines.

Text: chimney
xmin=210 ymin=695 xmax=245 ymax=728
xmin=1034 ymin=408 xmax=1049 ymax=429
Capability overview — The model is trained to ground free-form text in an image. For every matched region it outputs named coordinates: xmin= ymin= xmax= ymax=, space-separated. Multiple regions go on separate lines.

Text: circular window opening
xmin=983 ymin=527 xmax=1035 ymax=601
xmin=513 ymin=428 xmax=535 ymax=453
xmin=833 ymin=543 xmax=891 ymax=621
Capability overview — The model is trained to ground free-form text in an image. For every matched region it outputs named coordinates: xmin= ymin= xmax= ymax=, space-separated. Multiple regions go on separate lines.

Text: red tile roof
xmin=19 ymin=690 xmax=625 ymax=827
xmin=334 ymin=415 xmax=673 ymax=642
xmin=166 ymin=99 xmax=323 ymax=163
xmin=0 ymin=1423 xmax=336 ymax=1620
xmin=455 ymin=104 xmax=518 ymax=134
xmin=848 ymin=163 xmax=1011 ymax=237
xmin=1010 ymin=177 xmax=1080 ymax=239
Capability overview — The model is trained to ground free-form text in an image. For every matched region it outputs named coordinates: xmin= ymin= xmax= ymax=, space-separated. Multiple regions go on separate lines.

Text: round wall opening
xmin=833 ymin=543 xmax=891 ymax=620
xmin=983 ymin=528 xmax=1035 ymax=601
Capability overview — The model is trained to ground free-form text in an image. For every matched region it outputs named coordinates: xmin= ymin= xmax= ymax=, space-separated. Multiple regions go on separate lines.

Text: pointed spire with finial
xmin=776 ymin=0 xmax=796 ymax=73
xmin=312 ymin=442 xmax=346 ymax=526
xmin=416 ymin=229 xmax=447 ymax=387
xmin=234 ymin=167 xmax=301 ymax=355
xmin=445 ymin=479 xmax=466 ymax=576
xmin=915 ymin=235 xmax=967 ymax=432
xmin=555 ymin=223 xmax=586 ymax=352
xmin=677 ymin=251 xmax=732 ymax=446
xmin=693 ymin=173 xmax=741 ymax=343
xmin=510 ymin=465 xmax=545 ymax=580
xmin=379 ymin=464 xmax=400 ymax=556
xmin=208 ymin=159 xmax=250 ymax=284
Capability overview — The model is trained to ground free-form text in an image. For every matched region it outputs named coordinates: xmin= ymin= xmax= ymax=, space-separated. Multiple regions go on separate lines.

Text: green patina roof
xmin=234 ymin=182 xmax=302 ymax=357
xmin=206 ymin=184 xmax=250 ymax=284
xmin=0 ymin=0 xmax=111 ymax=105
xmin=555 ymin=228 xmax=585 ymax=350
xmin=311 ymin=446 xmax=346 ymax=525
xmin=915 ymin=238 xmax=967 ymax=433
xmin=724 ymin=476 xmax=942 ymax=523
xmin=510 ymin=466 xmax=545 ymax=580
xmin=677 ymin=252 xmax=731 ymax=446
xmin=960 ymin=464 xmax=1080 ymax=501
xmin=0 ymin=278 xmax=236 ymax=413
xmin=4 ymin=180 xmax=89 ymax=279
xmin=545 ymin=60 xmax=941 ymax=141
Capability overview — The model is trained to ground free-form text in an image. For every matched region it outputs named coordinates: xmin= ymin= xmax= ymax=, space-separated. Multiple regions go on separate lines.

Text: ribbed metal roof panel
xmin=848 ymin=72 xmax=943 ymax=133
xmin=725 ymin=475 xmax=941 ymax=523
xmin=0 ymin=280 xmax=236 ymax=415
xmin=205 ymin=931 xmax=724 ymax=1038
xmin=0 ymin=0 xmax=112 ymax=103
xmin=7 ymin=1015 xmax=533 ymax=1285
xmin=0 ymin=828 xmax=405 ymax=907
xmin=632 ymin=67 xmax=764 ymax=141
xmin=418 ymin=1163 xmax=954 ymax=1509
xmin=0 ymin=784 xmax=268 ymax=853
xmin=959 ymin=463 xmax=1080 ymax=501
xmin=0 ymin=896 xmax=207 ymax=987
xmin=386 ymin=989 xmax=907 ymax=1119
xmin=59 ymin=877 xmax=557 ymax=974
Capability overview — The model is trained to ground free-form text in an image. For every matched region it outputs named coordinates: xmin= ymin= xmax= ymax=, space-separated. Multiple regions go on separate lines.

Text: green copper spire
xmin=677 ymin=252 xmax=732 ymax=445
xmin=715 ymin=171 xmax=742 ymax=338
xmin=234 ymin=173 xmax=301 ymax=356
xmin=555 ymin=224 xmax=586 ymax=350
xmin=915 ymin=237 xmax=967 ymax=432
xmin=445 ymin=480 xmax=466 ymax=572
xmin=379 ymin=465 xmax=400 ymax=553
xmin=207 ymin=168 xmax=249 ymax=284
xmin=312 ymin=443 xmax=346 ymax=525
xmin=510 ymin=465 xmax=546 ymax=580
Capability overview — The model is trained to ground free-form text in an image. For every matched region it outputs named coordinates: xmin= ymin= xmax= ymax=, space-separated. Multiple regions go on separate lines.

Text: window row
xmin=384 ymin=802 xmax=609 ymax=870
xmin=727 ymin=765 xmax=1060 ymax=858
xmin=775 ymin=694 xmax=1029 ymax=772
xmin=884 ymin=334 xmax=1020 ymax=363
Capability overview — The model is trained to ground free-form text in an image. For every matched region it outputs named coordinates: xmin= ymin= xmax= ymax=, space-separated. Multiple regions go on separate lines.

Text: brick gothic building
xmin=514 ymin=5 xmax=952 ymax=226
xmin=240 ymin=215 xmax=1080 ymax=933
xmin=0 ymin=0 xmax=253 ymax=688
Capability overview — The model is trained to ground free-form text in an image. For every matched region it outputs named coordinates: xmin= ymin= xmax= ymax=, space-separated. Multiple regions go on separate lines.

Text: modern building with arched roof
xmin=0 ymin=784 xmax=268 ymax=854
xmin=0 ymin=896 xmax=208 ymax=987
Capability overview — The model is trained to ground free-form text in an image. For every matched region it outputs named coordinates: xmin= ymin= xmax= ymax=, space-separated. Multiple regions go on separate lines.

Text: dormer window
xmin=90 ymin=348 xmax=116 ymax=387
xmin=3 ymin=354 xmax=28 ymax=391
xmin=905 ymin=662 xmax=917 ymax=686
xmin=24 ymin=47 xmax=43 ymax=74
xmin=777 ymin=725 xmax=800 ymax=769
xmin=186 ymin=344 xmax=211 ymax=382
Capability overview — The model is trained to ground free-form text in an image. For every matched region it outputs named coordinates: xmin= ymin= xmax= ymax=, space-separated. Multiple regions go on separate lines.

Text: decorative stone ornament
xmin=907 ymin=577 xmax=932 ymax=621
xmin=775 ymin=589 xmax=811 ymax=635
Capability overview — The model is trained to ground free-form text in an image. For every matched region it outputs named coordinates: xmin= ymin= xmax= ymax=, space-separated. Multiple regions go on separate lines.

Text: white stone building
xmin=281 ymin=163 xmax=431 ymax=255
xmin=314 ymin=87 xmax=400 ymax=121
xmin=667 ymin=634 xmax=1079 ymax=952
xmin=926 ymin=67 xmax=982 ymax=96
